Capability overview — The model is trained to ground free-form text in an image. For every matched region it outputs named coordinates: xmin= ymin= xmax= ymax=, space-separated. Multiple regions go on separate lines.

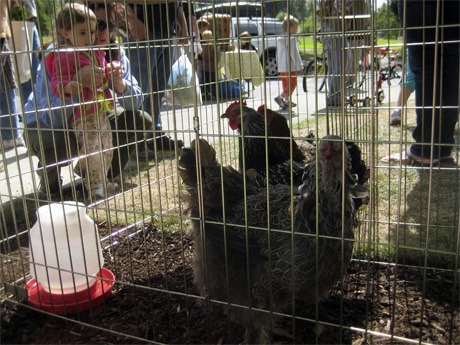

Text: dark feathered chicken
xmin=179 ymin=136 xmax=360 ymax=344
xmin=256 ymin=104 xmax=308 ymax=163
xmin=221 ymin=100 xmax=291 ymax=172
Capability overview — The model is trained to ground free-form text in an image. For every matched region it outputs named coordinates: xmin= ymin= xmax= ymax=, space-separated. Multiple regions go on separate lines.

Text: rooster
xmin=179 ymin=136 xmax=362 ymax=344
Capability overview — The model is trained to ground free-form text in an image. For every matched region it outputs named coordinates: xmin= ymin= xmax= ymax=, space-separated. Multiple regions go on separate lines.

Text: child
xmin=275 ymin=15 xmax=303 ymax=110
xmin=200 ymin=29 xmax=219 ymax=98
xmin=51 ymin=3 xmax=119 ymax=199
xmin=239 ymin=31 xmax=257 ymax=51
xmin=197 ymin=18 xmax=210 ymax=39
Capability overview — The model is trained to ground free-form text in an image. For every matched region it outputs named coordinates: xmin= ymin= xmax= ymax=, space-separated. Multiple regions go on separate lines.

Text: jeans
xmin=127 ymin=35 xmax=172 ymax=133
xmin=399 ymin=0 xmax=460 ymax=159
xmin=0 ymin=88 xmax=20 ymax=141
xmin=20 ymin=24 xmax=40 ymax=105
xmin=323 ymin=28 xmax=350 ymax=105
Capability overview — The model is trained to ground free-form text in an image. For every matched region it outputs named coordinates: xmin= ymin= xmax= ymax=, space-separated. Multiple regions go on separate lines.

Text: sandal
xmin=381 ymin=151 xmax=412 ymax=164
xmin=381 ymin=150 xmax=440 ymax=165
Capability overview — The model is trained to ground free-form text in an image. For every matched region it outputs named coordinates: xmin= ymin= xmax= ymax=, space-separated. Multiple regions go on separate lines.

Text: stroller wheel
xmin=349 ymin=95 xmax=357 ymax=106
xmin=377 ymin=89 xmax=385 ymax=104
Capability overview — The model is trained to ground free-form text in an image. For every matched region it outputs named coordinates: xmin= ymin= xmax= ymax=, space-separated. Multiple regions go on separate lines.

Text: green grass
xmin=298 ymin=36 xmax=403 ymax=62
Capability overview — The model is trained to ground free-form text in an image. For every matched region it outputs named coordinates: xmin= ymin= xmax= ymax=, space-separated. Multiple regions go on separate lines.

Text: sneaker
xmin=286 ymin=100 xmax=296 ymax=107
xmin=275 ymin=96 xmax=288 ymax=110
xmin=1 ymin=137 xmax=25 ymax=151
xmin=390 ymin=109 xmax=401 ymax=126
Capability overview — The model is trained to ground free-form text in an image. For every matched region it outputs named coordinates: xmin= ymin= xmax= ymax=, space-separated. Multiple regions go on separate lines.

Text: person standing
xmin=274 ymin=15 xmax=304 ymax=110
xmin=125 ymin=2 xmax=189 ymax=152
xmin=401 ymin=0 xmax=459 ymax=163
xmin=382 ymin=0 xmax=459 ymax=165
xmin=0 ymin=0 xmax=24 ymax=151
xmin=17 ymin=0 xmax=40 ymax=104
xmin=318 ymin=0 xmax=370 ymax=107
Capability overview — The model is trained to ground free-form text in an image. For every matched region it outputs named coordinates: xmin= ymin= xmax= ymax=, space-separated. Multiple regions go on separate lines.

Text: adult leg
xmin=129 ymin=38 xmax=183 ymax=150
xmin=107 ymin=108 xmax=153 ymax=179
xmin=24 ymin=122 xmax=78 ymax=193
xmin=402 ymin=0 xmax=460 ymax=160
xmin=324 ymin=30 xmax=345 ymax=106
xmin=20 ymin=24 xmax=40 ymax=105
xmin=0 ymin=89 xmax=20 ymax=141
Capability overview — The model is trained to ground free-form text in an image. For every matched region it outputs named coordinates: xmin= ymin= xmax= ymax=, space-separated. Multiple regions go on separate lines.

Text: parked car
xmin=231 ymin=16 xmax=284 ymax=77
xmin=196 ymin=2 xmax=283 ymax=76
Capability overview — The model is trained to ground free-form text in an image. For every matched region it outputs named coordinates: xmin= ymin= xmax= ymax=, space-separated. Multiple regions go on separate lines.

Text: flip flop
xmin=381 ymin=150 xmax=440 ymax=165
xmin=381 ymin=151 xmax=412 ymax=164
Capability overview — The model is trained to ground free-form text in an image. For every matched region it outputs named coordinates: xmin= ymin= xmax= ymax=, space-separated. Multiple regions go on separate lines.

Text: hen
xmin=221 ymin=100 xmax=310 ymax=187
xmin=221 ymin=100 xmax=291 ymax=172
xmin=179 ymin=136 xmax=361 ymax=344
xmin=256 ymin=104 xmax=309 ymax=163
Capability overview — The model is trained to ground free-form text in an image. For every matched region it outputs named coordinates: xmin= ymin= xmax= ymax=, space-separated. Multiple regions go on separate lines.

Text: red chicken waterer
xmin=26 ymin=202 xmax=115 ymax=314
xmin=26 ymin=268 xmax=115 ymax=315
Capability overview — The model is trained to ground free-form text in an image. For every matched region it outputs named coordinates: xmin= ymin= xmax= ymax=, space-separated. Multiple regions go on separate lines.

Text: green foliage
xmin=37 ymin=0 xmax=57 ymax=36
xmin=300 ymin=16 xmax=316 ymax=34
xmin=11 ymin=6 xmax=27 ymax=21
xmin=376 ymin=2 xmax=401 ymax=39
xmin=277 ymin=0 xmax=313 ymax=22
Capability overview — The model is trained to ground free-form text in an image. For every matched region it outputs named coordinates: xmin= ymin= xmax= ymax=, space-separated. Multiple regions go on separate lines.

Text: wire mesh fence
xmin=1 ymin=0 xmax=459 ymax=343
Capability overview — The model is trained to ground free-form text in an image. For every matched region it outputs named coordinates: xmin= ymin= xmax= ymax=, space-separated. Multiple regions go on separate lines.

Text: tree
xmin=376 ymin=2 xmax=400 ymax=39
xmin=36 ymin=0 xmax=64 ymax=37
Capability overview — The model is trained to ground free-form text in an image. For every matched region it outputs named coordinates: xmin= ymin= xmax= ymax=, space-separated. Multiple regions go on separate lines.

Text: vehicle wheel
xmin=306 ymin=59 xmax=327 ymax=91
xmin=264 ymin=51 xmax=278 ymax=77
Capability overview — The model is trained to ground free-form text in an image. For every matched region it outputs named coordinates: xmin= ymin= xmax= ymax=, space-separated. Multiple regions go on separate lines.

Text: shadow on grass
xmin=392 ymin=163 xmax=460 ymax=268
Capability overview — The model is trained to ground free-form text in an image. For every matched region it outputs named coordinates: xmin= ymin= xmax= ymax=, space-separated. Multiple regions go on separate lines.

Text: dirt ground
xmin=1 ymin=225 xmax=459 ymax=344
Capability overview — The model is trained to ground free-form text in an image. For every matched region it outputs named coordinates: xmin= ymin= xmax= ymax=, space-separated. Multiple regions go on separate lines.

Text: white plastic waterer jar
xmin=29 ymin=202 xmax=104 ymax=295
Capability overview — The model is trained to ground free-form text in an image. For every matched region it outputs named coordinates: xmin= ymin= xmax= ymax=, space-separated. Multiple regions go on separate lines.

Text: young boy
xmin=275 ymin=15 xmax=303 ymax=109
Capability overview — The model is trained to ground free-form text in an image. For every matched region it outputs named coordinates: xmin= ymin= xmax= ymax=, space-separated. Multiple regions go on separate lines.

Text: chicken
xmin=178 ymin=136 xmax=362 ymax=344
xmin=221 ymin=100 xmax=294 ymax=171
xmin=221 ymin=100 xmax=310 ymax=187
xmin=256 ymin=104 xmax=309 ymax=163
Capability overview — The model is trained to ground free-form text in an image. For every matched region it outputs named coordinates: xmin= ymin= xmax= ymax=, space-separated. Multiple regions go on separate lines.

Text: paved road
xmin=0 ymin=75 xmax=400 ymax=202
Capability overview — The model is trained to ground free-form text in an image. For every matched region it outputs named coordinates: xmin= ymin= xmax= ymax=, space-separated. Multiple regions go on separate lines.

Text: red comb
xmin=257 ymin=104 xmax=265 ymax=113
xmin=225 ymin=100 xmax=246 ymax=114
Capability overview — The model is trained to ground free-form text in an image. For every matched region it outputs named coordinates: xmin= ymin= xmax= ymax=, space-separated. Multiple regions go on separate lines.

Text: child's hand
xmin=106 ymin=61 xmax=126 ymax=94
xmin=64 ymin=81 xmax=82 ymax=96
xmin=75 ymin=65 xmax=105 ymax=89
